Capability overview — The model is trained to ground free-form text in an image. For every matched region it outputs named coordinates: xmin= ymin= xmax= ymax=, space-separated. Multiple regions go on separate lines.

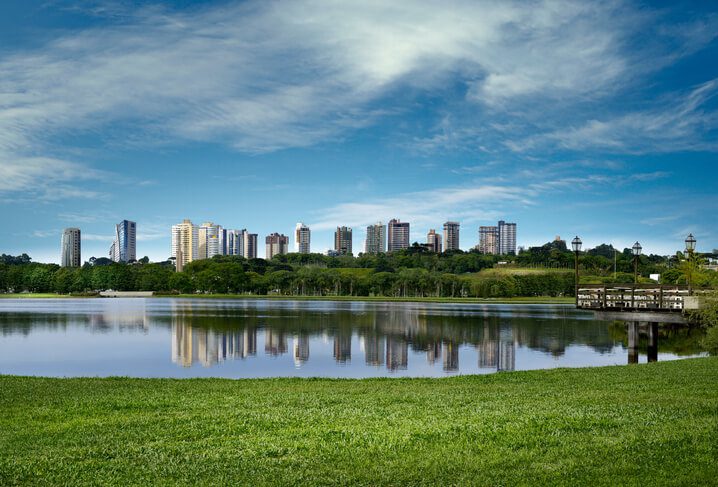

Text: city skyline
xmin=1 ymin=1 xmax=716 ymax=263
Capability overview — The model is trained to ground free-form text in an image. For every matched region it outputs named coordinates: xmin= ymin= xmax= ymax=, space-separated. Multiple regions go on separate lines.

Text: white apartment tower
xmin=365 ymin=222 xmax=386 ymax=254
xmin=498 ymin=220 xmax=517 ymax=255
xmin=171 ymin=219 xmax=198 ymax=271
xmin=198 ymin=222 xmax=223 ymax=260
xmin=61 ymin=228 xmax=81 ymax=267
xmin=295 ymin=223 xmax=311 ymax=254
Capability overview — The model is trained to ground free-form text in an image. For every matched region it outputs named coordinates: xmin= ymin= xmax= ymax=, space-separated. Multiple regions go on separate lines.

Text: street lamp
xmin=572 ymin=236 xmax=582 ymax=306
xmin=632 ymin=241 xmax=642 ymax=284
xmin=685 ymin=234 xmax=696 ymax=294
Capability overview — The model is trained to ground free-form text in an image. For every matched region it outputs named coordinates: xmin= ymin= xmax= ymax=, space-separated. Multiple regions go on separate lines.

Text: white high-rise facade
xmin=226 ymin=229 xmax=244 ymax=257
xmin=171 ymin=219 xmax=198 ymax=271
xmin=498 ymin=220 xmax=517 ymax=255
xmin=110 ymin=220 xmax=136 ymax=263
xmin=365 ymin=222 xmax=386 ymax=254
xmin=61 ymin=228 xmax=81 ymax=267
xmin=295 ymin=223 xmax=311 ymax=254
xmin=198 ymin=222 xmax=223 ymax=260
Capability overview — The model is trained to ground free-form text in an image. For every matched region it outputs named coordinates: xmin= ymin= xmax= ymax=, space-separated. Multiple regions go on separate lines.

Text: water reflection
xmin=0 ymin=298 xmax=708 ymax=378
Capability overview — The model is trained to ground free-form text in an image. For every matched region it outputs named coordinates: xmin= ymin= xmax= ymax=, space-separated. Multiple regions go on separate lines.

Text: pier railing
xmin=577 ymin=285 xmax=690 ymax=312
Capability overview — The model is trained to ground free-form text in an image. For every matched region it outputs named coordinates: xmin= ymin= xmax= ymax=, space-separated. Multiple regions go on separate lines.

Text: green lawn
xmin=1 ymin=358 xmax=717 ymax=485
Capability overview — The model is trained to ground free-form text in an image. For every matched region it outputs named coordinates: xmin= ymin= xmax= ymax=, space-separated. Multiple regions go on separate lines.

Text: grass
xmin=1 ymin=358 xmax=717 ymax=485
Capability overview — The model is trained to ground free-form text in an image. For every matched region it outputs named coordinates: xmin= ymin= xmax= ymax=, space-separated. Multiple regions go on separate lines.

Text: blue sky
xmin=1 ymin=0 xmax=717 ymax=262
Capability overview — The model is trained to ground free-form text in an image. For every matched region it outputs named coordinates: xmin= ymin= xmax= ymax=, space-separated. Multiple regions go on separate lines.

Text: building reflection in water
xmin=293 ymin=334 xmax=310 ymax=366
xmin=165 ymin=302 xmax=631 ymax=373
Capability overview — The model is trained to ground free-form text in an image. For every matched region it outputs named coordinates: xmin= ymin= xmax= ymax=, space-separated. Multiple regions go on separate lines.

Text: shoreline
xmin=0 ymin=293 xmax=574 ymax=305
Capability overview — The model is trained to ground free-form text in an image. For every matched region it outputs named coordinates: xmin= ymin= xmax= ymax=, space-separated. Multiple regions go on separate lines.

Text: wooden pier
xmin=577 ymin=284 xmax=695 ymax=324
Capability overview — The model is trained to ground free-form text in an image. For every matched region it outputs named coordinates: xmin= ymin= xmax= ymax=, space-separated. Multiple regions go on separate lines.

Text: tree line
xmin=0 ymin=241 xmax=715 ymax=297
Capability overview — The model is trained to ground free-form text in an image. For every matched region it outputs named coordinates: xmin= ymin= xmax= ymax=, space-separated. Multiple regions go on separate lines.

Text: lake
xmin=0 ymin=298 xmax=706 ymax=378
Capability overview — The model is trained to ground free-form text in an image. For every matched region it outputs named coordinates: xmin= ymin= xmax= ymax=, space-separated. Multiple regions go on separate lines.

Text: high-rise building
xmin=334 ymin=226 xmax=353 ymax=255
xmin=61 ymin=228 xmax=81 ymax=267
xmin=443 ymin=221 xmax=460 ymax=252
xmin=226 ymin=229 xmax=244 ymax=257
xmin=198 ymin=222 xmax=223 ymax=260
xmin=426 ymin=229 xmax=442 ymax=253
xmin=266 ymin=233 xmax=289 ymax=259
xmin=243 ymin=230 xmax=258 ymax=259
xmin=171 ymin=219 xmax=198 ymax=271
xmin=387 ymin=219 xmax=410 ymax=252
xmin=479 ymin=226 xmax=498 ymax=255
xmin=110 ymin=220 xmax=136 ymax=263
xmin=498 ymin=220 xmax=517 ymax=255
xmin=295 ymin=222 xmax=311 ymax=254
xmin=365 ymin=222 xmax=386 ymax=254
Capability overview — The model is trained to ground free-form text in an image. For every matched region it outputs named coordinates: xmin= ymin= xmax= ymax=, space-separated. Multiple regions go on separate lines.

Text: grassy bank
xmin=1 ymin=358 xmax=717 ymax=485
xmin=0 ymin=293 xmax=574 ymax=304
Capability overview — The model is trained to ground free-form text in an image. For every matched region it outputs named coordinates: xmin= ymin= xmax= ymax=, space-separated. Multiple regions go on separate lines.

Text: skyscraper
xmin=226 ymin=229 xmax=244 ymax=256
xmin=198 ymin=222 xmax=223 ymax=260
xmin=443 ymin=221 xmax=460 ymax=251
xmin=365 ymin=222 xmax=386 ymax=254
xmin=110 ymin=220 xmax=136 ymax=263
xmin=479 ymin=226 xmax=498 ymax=255
xmin=171 ymin=219 xmax=198 ymax=271
xmin=295 ymin=222 xmax=311 ymax=254
xmin=334 ymin=226 xmax=353 ymax=255
xmin=266 ymin=233 xmax=289 ymax=259
xmin=61 ymin=228 xmax=81 ymax=267
xmin=243 ymin=230 xmax=258 ymax=259
xmin=426 ymin=229 xmax=442 ymax=253
xmin=387 ymin=219 xmax=410 ymax=252
xmin=498 ymin=220 xmax=517 ymax=255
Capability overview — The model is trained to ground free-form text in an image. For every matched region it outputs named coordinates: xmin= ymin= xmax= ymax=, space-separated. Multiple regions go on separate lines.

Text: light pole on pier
xmin=685 ymin=233 xmax=696 ymax=295
xmin=572 ymin=236 xmax=582 ymax=306
xmin=632 ymin=241 xmax=642 ymax=284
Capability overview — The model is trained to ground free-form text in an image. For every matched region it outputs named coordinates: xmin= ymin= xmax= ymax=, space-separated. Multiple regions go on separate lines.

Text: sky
xmin=0 ymin=0 xmax=717 ymax=263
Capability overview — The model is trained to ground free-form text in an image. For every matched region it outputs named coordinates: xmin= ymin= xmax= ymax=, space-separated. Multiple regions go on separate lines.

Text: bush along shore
xmin=1 ymin=358 xmax=717 ymax=485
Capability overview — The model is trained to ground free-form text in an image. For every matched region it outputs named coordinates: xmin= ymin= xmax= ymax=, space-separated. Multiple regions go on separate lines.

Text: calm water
xmin=0 ymin=298 xmax=707 ymax=378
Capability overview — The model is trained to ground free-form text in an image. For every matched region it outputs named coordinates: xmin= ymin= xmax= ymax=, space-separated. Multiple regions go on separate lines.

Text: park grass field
xmin=1 ymin=358 xmax=717 ymax=485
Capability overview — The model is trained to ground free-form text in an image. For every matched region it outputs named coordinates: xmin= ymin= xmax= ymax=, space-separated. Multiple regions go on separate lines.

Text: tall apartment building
xmin=387 ymin=219 xmax=410 ymax=252
xmin=198 ymin=222 xmax=223 ymax=260
xmin=61 ymin=228 xmax=81 ymax=267
xmin=334 ymin=226 xmax=353 ymax=255
xmin=443 ymin=221 xmax=460 ymax=251
xmin=243 ymin=230 xmax=258 ymax=259
xmin=110 ymin=220 xmax=136 ymax=263
xmin=365 ymin=222 xmax=386 ymax=254
xmin=479 ymin=226 xmax=498 ymax=255
xmin=171 ymin=219 xmax=198 ymax=271
xmin=295 ymin=222 xmax=311 ymax=254
xmin=498 ymin=220 xmax=517 ymax=255
xmin=226 ymin=229 xmax=244 ymax=256
xmin=266 ymin=233 xmax=289 ymax=259
xmin=426 ymin=229 xmax=442 ymax=253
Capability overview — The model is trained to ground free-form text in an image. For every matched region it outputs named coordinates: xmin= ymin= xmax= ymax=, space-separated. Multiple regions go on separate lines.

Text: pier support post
xmin=647 ymin=322 xmax=658 ymax=363
xmin=627 ymin=321 xmax=639 ymax=364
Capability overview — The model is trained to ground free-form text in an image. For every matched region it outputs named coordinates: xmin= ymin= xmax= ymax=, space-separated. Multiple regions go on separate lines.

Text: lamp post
xmin=572 ymin=236 xmax=582 ymax=306
xmin=685 ymin=233 xmax=696 ymax=295
xmin=632 ymin=241 xmax=642 ymax=284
